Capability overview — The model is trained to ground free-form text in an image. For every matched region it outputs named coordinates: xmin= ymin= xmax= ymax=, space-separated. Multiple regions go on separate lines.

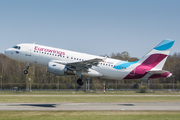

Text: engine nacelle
xmin=47 ymin=62 xmax=74 ymax=76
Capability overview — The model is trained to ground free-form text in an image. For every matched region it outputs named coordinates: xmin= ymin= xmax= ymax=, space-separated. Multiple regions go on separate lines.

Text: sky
xmin=0 ymin=0 xmax=180 ymax=58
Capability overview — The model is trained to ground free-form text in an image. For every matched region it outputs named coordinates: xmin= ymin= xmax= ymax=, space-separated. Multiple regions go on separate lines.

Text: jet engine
xmin=47 ymin=62 xmax=74 ymax=76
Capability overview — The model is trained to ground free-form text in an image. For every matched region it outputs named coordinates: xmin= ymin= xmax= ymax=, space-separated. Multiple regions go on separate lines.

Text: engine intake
xmin=47 ymin=62 xmax=74 ymax=76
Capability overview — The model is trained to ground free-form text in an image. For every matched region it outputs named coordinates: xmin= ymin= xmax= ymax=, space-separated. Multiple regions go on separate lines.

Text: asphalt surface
xmin=1 ymin=95 xmax=180 ymax=97
xmin=0 ymin=103 xmax=180 ymax=111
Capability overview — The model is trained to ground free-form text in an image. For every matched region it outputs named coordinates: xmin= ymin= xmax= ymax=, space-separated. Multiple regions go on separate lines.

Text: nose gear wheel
xmin=24 ymin=63 xmax=30 ymax=74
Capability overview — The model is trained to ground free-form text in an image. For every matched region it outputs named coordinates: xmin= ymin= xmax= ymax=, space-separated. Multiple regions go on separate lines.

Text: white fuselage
xmin=5 ymin=43 xmax=132 ymax=80
xmin=4 ymin=40 xmax=175 ymax=82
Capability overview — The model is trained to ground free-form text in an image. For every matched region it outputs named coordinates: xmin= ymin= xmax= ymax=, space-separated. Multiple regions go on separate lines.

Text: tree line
xmin=0 ymin=51 xmax=180 ymax=89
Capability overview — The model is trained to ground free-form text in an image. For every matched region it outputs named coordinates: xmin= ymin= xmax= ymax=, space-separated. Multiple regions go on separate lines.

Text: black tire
xmin=77 ymin=78 xmax=84 ymax=86
xmin=24 ymin=70 xmax=28 ymax=74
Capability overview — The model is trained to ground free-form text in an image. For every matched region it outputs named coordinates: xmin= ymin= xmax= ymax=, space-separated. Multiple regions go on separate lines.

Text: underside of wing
xmin=68 ymin=58 xmax=103 ymax=69
xmin=51 ymin=58 xmax=103 ymax=71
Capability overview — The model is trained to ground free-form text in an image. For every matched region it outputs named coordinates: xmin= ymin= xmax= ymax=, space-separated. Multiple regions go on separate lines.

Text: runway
xmin=0 ymin=103 xmax=180 ymax=111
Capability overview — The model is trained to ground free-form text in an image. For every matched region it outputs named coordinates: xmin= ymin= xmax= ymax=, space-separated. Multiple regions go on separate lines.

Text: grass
xmin=0 ymin=90 xmax=180 ymax=95
xmin=0 ymin=95 xmax=180 ymax=103
xmin=0 ymin=111 xmax=180 ymax=120
xmin=0 ymin=90 xmax=180 ymax=103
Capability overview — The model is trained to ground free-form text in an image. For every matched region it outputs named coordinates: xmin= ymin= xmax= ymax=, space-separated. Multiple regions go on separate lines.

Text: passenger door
xmin=26 ymin=45 xmax=32 ymax=56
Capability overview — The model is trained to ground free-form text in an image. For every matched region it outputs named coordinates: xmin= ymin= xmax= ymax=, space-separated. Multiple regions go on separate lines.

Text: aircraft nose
xmin=4 ymin=50 xmax=8 ymax=55
xmin=4 ymin=48 xmax=12 ymax=56
xmin=4 ymin=50 xmax=7 ymax=54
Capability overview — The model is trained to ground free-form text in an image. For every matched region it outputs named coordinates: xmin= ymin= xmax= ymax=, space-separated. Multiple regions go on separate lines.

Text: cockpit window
xmin=12 ymin=46 xmax=21 ymax=50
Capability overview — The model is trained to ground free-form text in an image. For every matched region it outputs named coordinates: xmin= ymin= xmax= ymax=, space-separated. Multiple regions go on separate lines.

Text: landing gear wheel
xmin=77 ymin=78 xmax=84 ymax=86
xmin=24 ymin=63 xmax=30 ymax=74
xmin=24 ymin=70 xmax=28 ymax=74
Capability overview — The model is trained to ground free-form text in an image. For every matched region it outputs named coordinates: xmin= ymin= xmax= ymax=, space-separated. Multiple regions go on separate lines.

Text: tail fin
xmin=124 ymin=39 xmax=175 ymax=80
xmin=137 ymin=39 xmax=175 ymax=70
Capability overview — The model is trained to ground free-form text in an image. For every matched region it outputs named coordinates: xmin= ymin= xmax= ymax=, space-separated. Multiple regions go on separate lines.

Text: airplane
xmin=4 ymin=39 xmax=175 ymax=86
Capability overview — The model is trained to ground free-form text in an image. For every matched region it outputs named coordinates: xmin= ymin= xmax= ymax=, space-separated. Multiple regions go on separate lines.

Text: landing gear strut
xmin=24 ymin=63 xmax=30 ymax=74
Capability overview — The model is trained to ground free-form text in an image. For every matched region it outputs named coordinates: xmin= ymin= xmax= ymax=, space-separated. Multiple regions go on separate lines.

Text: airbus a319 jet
xmin=4 ymin=39 xmax=175 ymax=86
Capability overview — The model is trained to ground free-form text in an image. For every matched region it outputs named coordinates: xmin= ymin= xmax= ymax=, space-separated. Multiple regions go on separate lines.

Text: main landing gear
xmin=76 ymin=70 xmax=84 ymax=86
xmin=75 ymin=78 xmax=84 ymax=92
xmin=75 ymin=75 xmax=84 ymax=92
xmin=77 ymin=78 xmax=84 ymax=86
xmin=24 ymin=63 xmax=30 ymax=74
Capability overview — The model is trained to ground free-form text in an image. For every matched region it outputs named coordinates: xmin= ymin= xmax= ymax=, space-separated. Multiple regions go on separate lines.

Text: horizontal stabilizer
xmin=147 ymin=70 xmax=170 ymax=74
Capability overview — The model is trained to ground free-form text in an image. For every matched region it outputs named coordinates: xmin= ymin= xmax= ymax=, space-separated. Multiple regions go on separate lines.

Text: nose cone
xmin=4 ymin=50 xmax=7 ymax=55
xmin=4 ymin=48 xmax=13 ymax=57
xmin=4 ymin=50 xmax=8 ymax=56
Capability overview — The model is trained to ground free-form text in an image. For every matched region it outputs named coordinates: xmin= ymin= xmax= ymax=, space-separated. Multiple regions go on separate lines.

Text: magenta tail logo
xmin=124 ymin=54 xmax=167 ymax=79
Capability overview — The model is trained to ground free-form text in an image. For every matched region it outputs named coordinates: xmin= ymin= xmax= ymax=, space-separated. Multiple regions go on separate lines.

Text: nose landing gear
xmin=24 ymin=70 xmax=28 ymax=74
xmin=24 ymin=63 xmax=30 ymax=74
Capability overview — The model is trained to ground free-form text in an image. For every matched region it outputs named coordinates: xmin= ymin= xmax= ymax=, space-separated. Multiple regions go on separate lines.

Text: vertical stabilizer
xmin=124 ymin=39 xmax=175 ymax=79
xmin=137 ymin=39 xmax=175 ymax=70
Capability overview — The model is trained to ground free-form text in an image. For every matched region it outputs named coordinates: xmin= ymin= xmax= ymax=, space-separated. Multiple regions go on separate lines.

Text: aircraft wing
xmin=67 ymin=58 xmax=103 ymax=69
xmin=52 ymin=58 xmax=103 ymax=71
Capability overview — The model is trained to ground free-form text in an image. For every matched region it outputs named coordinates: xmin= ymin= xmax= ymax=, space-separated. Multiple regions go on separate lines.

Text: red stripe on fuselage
xmin=124 ymin=54 xmax=167 ymax=79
